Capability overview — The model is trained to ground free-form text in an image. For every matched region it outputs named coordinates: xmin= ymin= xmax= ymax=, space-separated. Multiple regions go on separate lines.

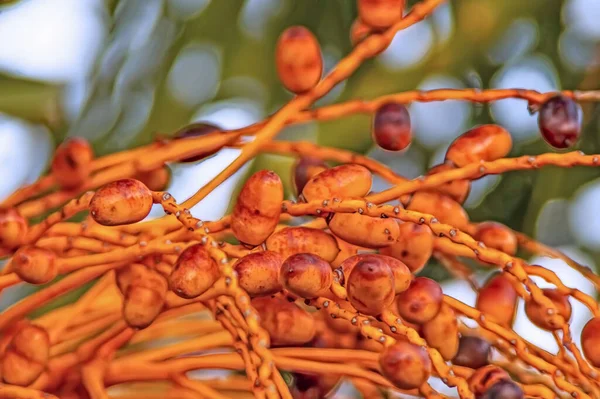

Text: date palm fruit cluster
xmin=0 ymin=0 xmax=598 ymax=398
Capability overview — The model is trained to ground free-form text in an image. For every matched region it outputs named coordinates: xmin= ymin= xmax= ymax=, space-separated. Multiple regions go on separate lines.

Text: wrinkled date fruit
xmin=372 ymin=102 xmax=412 ymax=152
xmin=0 ymin=208 xmax=28 ymax=253
xmin=293 ymin=157 xmax=328 ymax=197
xmin=266 ymin=227 xmax=340 ymax=263
xmin=421 ymin=303 xmax=459 ymax=360
xmin=380 ymin=221 xmax=433 ymax=274
xmin=525 ymin=288 xmax=571 ymax=331
xmin=426 ymin=162 xmax=471 ymax=204
xmin=231 ymin=170 xmax=283 ymax=246
xmin=89 ymin=179 xmax=153 ymax=226
xmin=445 ymin=124 xmax=513 ymax=167
xmin=252 ymin=296 xmax=316 ymax=346
xmin=302 ymin=164 xmax=372 ymax=202
xmin=12 ymin=246 xmax=57 ymax=285
xmin=135 ymin=166 xmax=171 ymax=192
xmin=347 ymin=257 xmax=395 ymax=315
xmin=280 ymin=253 xmax=333 ymax=299
xmin=405 ymin=190 xmax=470 ymax=230
xmin=538 ymin=95 xmax=581 ymax=149
xmin=339 ymin=253 xmax=411 ymax=294
xmin=474 ymin=222 xmax=517 ymax=256
xmin=328 ymin=212 xmax=399 ymax=248
xmin=395 ymin=277 xmax=443 ymax=324
xmin=275 ymin=26 xmax=323 ymax=94
xmin=582 ymin=316 xmax=600 ymax=367
xmin=169 ymin=244 xmax=220 ymax=299
xmin=1 ymin=323 xmax=50 ymax=386
xmin=476 ymin=273 xmax=518 ymax=327
xmin=123 ymin=267 xmax=168 ymax=329
xmin=358 ymin=0 xmax=405 ymax=29
xmin=233 ymin=251 xmax=283 ymax=297
xmin=452 ymin=336 xmax=491 ymax=369
xmin=174 ymin=122 xmax=222 ymax=163
xmin=379 ymin=340 xmax=431 ymax=390
xmin=51 ymin=137 xmax=94 ymax=190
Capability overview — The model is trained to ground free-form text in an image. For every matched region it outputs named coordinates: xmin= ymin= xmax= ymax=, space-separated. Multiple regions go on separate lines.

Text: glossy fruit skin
xmin=474 ymin=222 xmax=517 ymax=256
xmin=0 ymin=208 xmax=28 ymax=253
xmin=1 ymin=323 xmax=50 ymax=386
xmin=51 ymin=137 xmax=94 ymax=189
xmin=582 ymin=317 xmax=600 ymax=367
xmin=405 ymin=191 xmax=470 ymax=230
xmin=396 ymin=277 xmax=443 ymax=325
xmin=468 ymin=365 xmax=511 ymax=396
xmin=252 ymin=297 xmax=316 ymax=346
xmin=426 ymin=162 xmax=471 ymax=204
xmin=302 ymin=164 xmax=372 ymax=202
xmin=480 ymin=380 xmax=524 ymax=399
xmin=380 ymin=221 xmax=433 ymax=274
xmin=169 ymin=244 xmax=220 ymax=299
xmin=233 ymin=251 xmax=283 ymax=297
xmin=280 ymin=253 xmax=333 ymax=299
xmin=275 ymin=26 xmax=323 ymax=94
xmin=328 ymin=213 xmax=399 ymax=248
xmin=12 ymin=246 xmax=57 ymax=285
xmin=358 ymin=0 xmax=405 ymax=29
xmin=453 ymin=336 xmax=491 ymax=369
xmin=347 ymin=257 xmax=395 ymax=316
xmin=293 ymin=157 xmax=328 ymax=197
xmin=524 ymin=288 xmax=571 ymax=331
xmin=339 ymin=253 xmax=411 ymax=294
xmin=538 ymin=95 xmax=581 ymax=149
xmin=231 ymin=170 xmax=283 ymax=246
xmin=379 ymin=340 xmax=431 ymax=390
xmin=135 ymin=166 xmax=171 ymax=192
xmin=421 ymin=304 xmax=459 ymax=360
xmin=266 ymin=227 xmax=340 ymax=263
xmin=476 ymin=273 xmax=518 ymax=327
xmin=445 ymin=125 xmax=513 ymax=167
xmin=174 ymin=122 xmax=222 ymax=163
xmin=373 ymin=103 xmax=412 ymax=152
xmin=123 ymin=267 xmax=168 ymax=329
xmin=89 ymin=179 xmax=153 ymax=226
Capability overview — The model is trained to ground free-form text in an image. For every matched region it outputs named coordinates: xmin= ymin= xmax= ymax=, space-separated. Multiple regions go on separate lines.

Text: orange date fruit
xmin=525 ymin=288 xmax=571 ymax=331
xmin=280 ymin=253 xmax=333 ymax=299
xmin=380 ymin=221 xmax=433 ymax=274
xmin=582 ymin=316 xmax=600 ymax=367
xmin=252 ymin=296 xmax=316 ymax=346
xmin=421 ymin=304 xmax=459 ymax=360
xmin=395 ymin=277 xmax=443 ymax=324
xmin=231 ymin=170 xmax=283 ymax=246
xmin=1 ymin=323 xmax=49 ymax=386
xmin=233 ymin=251 xmax=283 ymax=297
xmin=51 ymin=137 xmax=94 ymax=189
xmin=89 ymin=179 xmax=153 ymax=226
xmin=302 ymin=164 xmax=372 ymax=202
xmin=445 ymin=124 xmax=513 ymax=167
xmin=347 ymin=257 xmax=395 ymax=315
xmin=379 ymin=340 xmax=431 ymax=390
xmin=405 ymin=190 xmax=470 ymax=230
xmin=293 ymin=157 xmax=328 ymax=197
xmin=0 ymin=208 xmax=28 ymax=253
xmin=169 ymin=244 xmax=220 ymax=299
xmin=12 ymin=246 xmax=57 ymax=285
xmin=474 ymin=222 xmax=517 ymax=256
xmin=123 ymin=267 xmax=168 ymax=329
xmin=266 ymin=227 xmax=340 ymax=263
xmin=476 ymin=273 xmax=518 ymax=327
xmin=135 ymin=166 xmax=171 ymax=192
xmin=339 ymin=253 xmax=411 ymax=294
xmin=275 ymin=26 xmax=323 ymax=94
xmin=426 ymin=162 xmax=471 ymax=204
xmin=358 ymin=0 xmax=405 ymax=29
xmin=328 ymin=213 xmax=399 ymax=248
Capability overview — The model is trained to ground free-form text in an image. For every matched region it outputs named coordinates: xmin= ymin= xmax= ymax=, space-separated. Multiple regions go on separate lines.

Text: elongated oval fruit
xmin=372 ymin=103 xmax=412 ymax=152
xmin=339 ymin=253 xmax=411 ymax=294
xmin=379 ymin=340 xmax=431 ymax=390
xmin=12 ymin=246 xmax=57 ymax=285
xmin=302 ymin=164 xmax=372 ymax=202
xmin=90 ymin=179 xmax=153 ymax=226
xmin=275 ymin=26 xmax=323 ymax=94
xmin=396 ymin=277 xmax=443 ymax=324
xmin=358 ymin=0 xmax=405 ymax=29
xmin=406 ymin=191 xmax=470 ymax=230
xmin=234 ymin=251 xmax=283 ymax=297
xmin=582 ymin=316 xmax=600 ymax=367
xmin=452 ymin=336 xmax=491 ymax=369
xmin=525 ymin=288 xmax=571 ymax=331
xmin=231 ymin=170 xmax=283 ymax=246
xmin=174 ymin=122 xmax=222 ymax=163
xmin=135 ymin=166 xmax=171 ymax=192
xmin=445 ymin=124 xmax=512 ymax=167
xmin=347 ymin=257 xmax=395 ymax=315
xmin=476 ymin=273 xmax=518 ymax=327
xmin=0 ymin=208 xmax=28 ymax=254
xmin=252 ymin=296 xmax=316 ymax=346
xmin=169 ymin=244 xmax=220 ymax=299
xmin=51 ymin=137 xmax=94 ymax=189
xmin=474 ymin=222 xmax=517 ymax=256
xmin=421 ymin=304 xmax=459 ymax=360
xmin=280 ymin=253 xmax=332 ymax=299
xmin=266 ymin=227 xmax=340 ymax=263
xmin=426 ymin=162 xmax=471 ymax=204
xmin=380 ymin=221 xmax=433 ymax=274
xmin=538 ymin=95 xmax=581 ymax=149
xmin=1 ymin=323 xmax=50 ymax=386
xmin=293 ymin=157 xmax=328 ymax=197
xmin=124 ymin=267 xmax=168 ymax=329
xmin=328 ymin=213 xmax=399 ymax=248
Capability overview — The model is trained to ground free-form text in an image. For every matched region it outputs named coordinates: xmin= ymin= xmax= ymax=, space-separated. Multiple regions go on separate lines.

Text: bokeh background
xmin=1 ymin=0 xmax=600 ymax=396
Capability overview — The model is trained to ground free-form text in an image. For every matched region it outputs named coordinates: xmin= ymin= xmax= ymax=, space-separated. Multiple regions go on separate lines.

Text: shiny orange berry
xmin=135 ymin=166 xmax=171 ymax=192
xmin=525 ymin=288 xmax=571 ymax=331
xmin=233 ymin=251 xmax=283 ymax=297
xmin=1 ymin=323 xmax=49 ymax=386
xmin=395 ymin=277 xmax=443 ymax=325
xmin=426 ymin=162 xmax=471 ymax=204
xmin=169 ymin=244 xmax=220 ymax=299
xmin=123 ymin=267 xmax=168 ymax=329
xmin=12 ymin=246 xmax=57 ymax=285
xmin=468 ymin=365 xmax=511 ymax=397
xmin=445 ymin=124 xmax=513 ymax=167
xmin=266 ymin=227 xmax=340 ymax=263
xmin=89 ymin=179 xmax=153 ymax=226
xmin=252 ymin=296 xmax=316 ymax=346
xmin=328 ymin=213 xmax=399 ymax=249
xmin=231 ymin=170 xmax=283 ymax=247
xmin=358 ymin=0 xmax=405 ymax=29
xmin=0 ymin=208 xmax=28 ymax=253
xmin=280 ymin=253 xmax=333 ymax=299
xmin=293 ymin=157 xmax=328 ymax=197
xmin=380 ymin=221 xmax=433 ymax=274
xmin=476 ymin=273 xmax=518 ymax=327
xmin=538 ymin=95 xmax=581 ymax=149
xmin=275 ymin=26 xmax=323 ymax=94
xmin=339 ymin=253 xmax=411 ymax=294
xmin=347 ymin=257 xmax=395 ymax=316
xmin=51 ymin=137 xmax=94 ymax=189
xmin=582 ymin=316 xmax=600 ymax=367
xmin=405 ymin=191 xmax=470 ymax=230
xmin=302 ymin=164 xmax=372 ymax=202
xmin=174 ymin=122 xmax=222 ymax=163
xmin=453 ymin=336 xmax=491 ymax=369
xmin=379 ymin=340 xmax=431 ymax=390
xmin=474 ymin=222 xmax=517 ymax=256
xmin=421 ymin=304 xmax=459 ymax=360
xmin=373 ymin=103 xmax=412 ymax=152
